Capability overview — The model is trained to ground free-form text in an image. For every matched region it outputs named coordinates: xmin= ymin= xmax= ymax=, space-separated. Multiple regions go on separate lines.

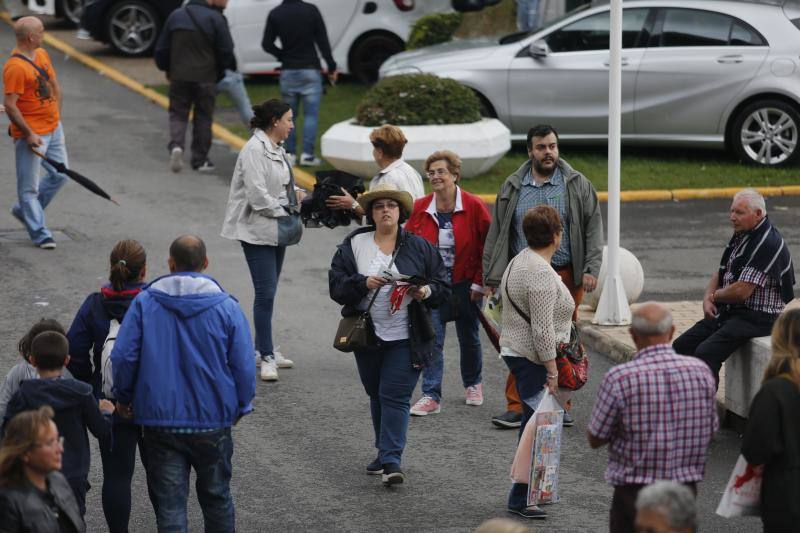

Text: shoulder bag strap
xmin=184 ymin=6 xmax=215 ymax=48
xmin=11 ymin=53 xmax=50 ymax=81
xmin=503 ymin=256 xmax=531 ymax=323
xmin=281 ymin=153 xmax=299 ymax=213
xmin=363 ymin=234 xmax=405 ymax=313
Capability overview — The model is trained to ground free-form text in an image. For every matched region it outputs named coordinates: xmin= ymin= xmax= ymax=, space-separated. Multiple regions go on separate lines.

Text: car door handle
xmin=603 ymin=57 xmax=629 ymax=67
xmin=717 ymin=55 xmax=744 ymax=64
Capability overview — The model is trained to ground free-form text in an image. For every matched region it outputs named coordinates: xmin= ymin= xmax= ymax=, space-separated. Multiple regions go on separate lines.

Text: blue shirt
xmin=512 ymin=167 xmax=571 ymax=267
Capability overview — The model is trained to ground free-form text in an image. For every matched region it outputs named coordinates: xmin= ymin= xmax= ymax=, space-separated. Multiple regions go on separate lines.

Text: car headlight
xmin=379 ymin=65 xmax=422 ymax=79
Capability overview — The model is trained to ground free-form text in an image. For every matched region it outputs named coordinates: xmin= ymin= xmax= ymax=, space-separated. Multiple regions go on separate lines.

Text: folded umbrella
xmin=473 ymin=301 xmax=501 ymax=353
xmin=31 ymin=148 xmax=119 ymax=205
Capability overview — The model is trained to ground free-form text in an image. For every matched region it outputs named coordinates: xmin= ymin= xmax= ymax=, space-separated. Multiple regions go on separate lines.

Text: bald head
xmin=14 ymin=16 xmax=44 ymax=44
xmin=630 ymin=302 xmax=675 ymax=349
xmin=169 ymin=235 xmax=207 ymax=273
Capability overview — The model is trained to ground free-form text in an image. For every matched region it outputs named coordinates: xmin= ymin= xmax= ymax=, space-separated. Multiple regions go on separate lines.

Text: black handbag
xmin=437 ymin=280 xmax=474 ymax=323
xmin=277 ymin=154 xmax=303 ymax=246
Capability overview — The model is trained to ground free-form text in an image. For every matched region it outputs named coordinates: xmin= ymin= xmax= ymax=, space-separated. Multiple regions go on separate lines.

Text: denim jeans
xmin=354 ymin=339 xmax=421 ymax=466
xmin=100 ymin=422 xmax=155 ymax=533
xmin=420 ymin=308 xmax=483 ymax=402
xmin=143 ymin=428 xmax=234 ymax=533
xmin=217 ymin=69 xmax=254 ymax=127
xmin=516 ymin=0 xmax=540 ymax=31
xmin=12 ymin=121 xmax=68 ymax=245
xmin=503 ymin=355 xmax=547 ymax=510
xmin=241 ymin=241 xmax=286 ymax=357
xmin=279 ymin=69 xmax=322 ymax=156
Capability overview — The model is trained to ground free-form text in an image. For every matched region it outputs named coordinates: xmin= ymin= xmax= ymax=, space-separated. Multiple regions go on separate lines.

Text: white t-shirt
xmin=363 ymin=244 xmax=409 ymax=342
xmin=370 ymin=159 xmax=425 ymax=200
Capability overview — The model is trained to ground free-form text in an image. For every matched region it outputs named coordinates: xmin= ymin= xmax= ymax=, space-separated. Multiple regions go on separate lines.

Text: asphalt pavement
xmin=0 ymin=22 xmax=781 ymax=532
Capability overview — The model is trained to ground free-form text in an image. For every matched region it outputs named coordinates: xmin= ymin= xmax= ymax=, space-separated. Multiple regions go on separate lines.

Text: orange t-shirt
xmin=3 ymin=48 xmax=60 ymax=139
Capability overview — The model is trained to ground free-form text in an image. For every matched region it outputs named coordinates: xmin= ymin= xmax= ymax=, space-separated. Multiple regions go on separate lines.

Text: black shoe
xmin=366 ymin=458 xmax=383 ymax=475
xmin=508 ymin=506 xmax=547 ymax=519
xmin=381 ymin=463 xmax=405 ymax=485
xmin=562 ymin=411 xmax=575 ymax=427
xmin=492 ymin=410 xmax=522 ymax=429
xmin=38 ymin=238 xmax=56 ymax=250
xmin=192 ymin=160 xmax=215 ymax=172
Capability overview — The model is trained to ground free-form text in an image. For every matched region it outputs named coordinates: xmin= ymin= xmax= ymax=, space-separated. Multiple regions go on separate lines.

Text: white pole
xmin=593 ymin=0 xmax=631 ymax=325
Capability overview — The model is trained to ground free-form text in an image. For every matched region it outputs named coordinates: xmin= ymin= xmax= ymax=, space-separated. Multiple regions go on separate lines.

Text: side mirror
xmin=528 ymin=40 xmax=550 ymax=59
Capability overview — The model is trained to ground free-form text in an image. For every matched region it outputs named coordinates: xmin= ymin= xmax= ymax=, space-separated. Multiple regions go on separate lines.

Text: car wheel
xmin=106 ymin=1 xmax=160 ymax=57
xmin=731 ymin=99 xmax=800 ymax=167
xmin=349 ymin=32 xmax=404 ymax=84
xmin=61 ymin=0 xmax=84 ymax=25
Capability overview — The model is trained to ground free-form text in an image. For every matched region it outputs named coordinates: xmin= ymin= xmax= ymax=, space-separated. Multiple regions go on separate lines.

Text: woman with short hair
xmin=406 ymin=150 xmax=491 ymax=415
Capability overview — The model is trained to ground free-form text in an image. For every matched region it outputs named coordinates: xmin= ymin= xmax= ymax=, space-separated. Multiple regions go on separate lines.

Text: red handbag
xmin=555 ymin=323 xmax=589 ymax=391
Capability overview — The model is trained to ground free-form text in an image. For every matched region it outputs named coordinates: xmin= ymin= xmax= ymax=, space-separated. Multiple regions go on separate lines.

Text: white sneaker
xmin=299 ymin=153 xmax=322 ymax=166
xmin=169 ymin=147 xmax=183 ymax=173
xmin=260 ymin=357 xmax=278 ymax=381
xmin=273 ymin=347 xmax=294 ymax=369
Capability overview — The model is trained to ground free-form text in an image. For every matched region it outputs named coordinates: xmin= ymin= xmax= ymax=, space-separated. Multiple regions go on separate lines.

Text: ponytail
xmin=109 ymin=239 xmax=146 ymax=291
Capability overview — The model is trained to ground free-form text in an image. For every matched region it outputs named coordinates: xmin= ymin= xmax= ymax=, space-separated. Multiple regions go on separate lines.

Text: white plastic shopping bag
xmin=716 ymin=455 xmax=762 ymax=518
xmin=509 ymin=389 xmax=564 ymax=506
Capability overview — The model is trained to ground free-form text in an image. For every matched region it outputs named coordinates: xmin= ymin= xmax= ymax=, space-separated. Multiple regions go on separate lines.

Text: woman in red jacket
xmin=406 ymin=150 xmax=492 ymax=416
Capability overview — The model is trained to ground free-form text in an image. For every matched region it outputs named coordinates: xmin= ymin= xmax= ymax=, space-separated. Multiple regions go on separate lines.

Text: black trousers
xmin=672 ymin=307 xmax=777 ymax=387
xmin=167 ymin=80 xmax=216 ymax=168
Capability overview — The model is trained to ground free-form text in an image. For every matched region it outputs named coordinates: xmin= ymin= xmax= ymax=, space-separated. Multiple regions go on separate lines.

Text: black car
xmin=81 ymin=0 xmax=182 ymax=56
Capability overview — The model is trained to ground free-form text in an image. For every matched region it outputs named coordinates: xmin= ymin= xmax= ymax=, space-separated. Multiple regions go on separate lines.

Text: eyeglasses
xmin=426 ymin=168 xmax=450 ymax=178
xmin=372 ymin=201 xmax=399 ymax=210
xmin=35 ymin=437 xmax=65 ymax=450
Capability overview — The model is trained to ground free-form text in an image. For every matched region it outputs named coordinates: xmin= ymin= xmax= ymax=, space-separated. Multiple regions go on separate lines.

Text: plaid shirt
xmin=588 ymin=343 xmax=718 ymax=486
xmin=511 ymin=167 xmax=571 ymax=266
xmin=722 ymin=234 xmax=784 ymax=314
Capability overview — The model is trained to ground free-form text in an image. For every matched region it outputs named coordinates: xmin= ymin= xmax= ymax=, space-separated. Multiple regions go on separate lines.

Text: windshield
xmin=499 ymin=3 xmax=593 ymax=44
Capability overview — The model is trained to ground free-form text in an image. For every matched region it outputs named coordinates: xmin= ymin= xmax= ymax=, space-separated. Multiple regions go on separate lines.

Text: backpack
xmin=101 ymin=319 xmax=120 ymax=399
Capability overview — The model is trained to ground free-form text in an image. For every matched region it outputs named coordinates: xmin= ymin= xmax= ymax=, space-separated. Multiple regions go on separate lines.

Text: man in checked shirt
xmin=588 ymin=302 xmax=717 ymax=533
xmin=673 ymin=188 xmax=795 ymax=387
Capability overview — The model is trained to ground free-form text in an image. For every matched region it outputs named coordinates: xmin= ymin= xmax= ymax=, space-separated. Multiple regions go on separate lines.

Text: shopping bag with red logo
xmin=716 ymin=455 xmax=762 ymax=518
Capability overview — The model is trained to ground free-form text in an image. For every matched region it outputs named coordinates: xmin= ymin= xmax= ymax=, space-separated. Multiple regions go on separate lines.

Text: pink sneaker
xmin=465 ymin=384 xmax=484 ymax=406
xmin=410 ymin=396 xmax=441 ymax=416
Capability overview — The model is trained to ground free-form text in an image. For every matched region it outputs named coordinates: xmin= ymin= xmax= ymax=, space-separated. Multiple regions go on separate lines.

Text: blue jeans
xmin=241 ymin=241 xmax=285 ymax=357
xmin=420 ymin=309 xmax=483 ymax=402
xmin=354 ymin=340 xmax=421 ymax=466
xmin=279 ymin=69 xmax=322 ymax=156
xmin=217 ymin=69 xmax=254 ymax=127
xmin=516 ymin=0 xmax=540 ymax=31
xmin=100 ymin=422 xmax=155 ymax=533
xmin=503 ymin=356 xmax=547 ymax=510
xmin=12 ymin=122 xmax=68 ymax=245
xmin=143 ymin=428 xmax=234 ymax=533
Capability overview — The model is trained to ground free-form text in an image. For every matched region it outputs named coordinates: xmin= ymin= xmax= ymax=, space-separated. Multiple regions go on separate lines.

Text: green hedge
xmin=356 ymin=74 xmax=482 ymax=127
xmin=407 ymin=12 xmax=464 ymax=50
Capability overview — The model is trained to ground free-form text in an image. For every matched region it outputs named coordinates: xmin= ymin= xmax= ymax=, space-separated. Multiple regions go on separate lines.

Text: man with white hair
xmin=587 ymin=302 xmax=717 ymax=533
xmin=673 ymin=188 xmax=795 ymax=386
xmin=635 ymin=481 xmax=697 ymax=533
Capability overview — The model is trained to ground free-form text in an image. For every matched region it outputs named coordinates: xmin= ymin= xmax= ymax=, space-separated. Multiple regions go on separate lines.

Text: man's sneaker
xmin=299 ymin=153 xmax=322 ymax=166
xmin=465 ymin=384 xmax=484 ymax=406
xmin=562 ymin=410 xmax=575 ymax=427
xmin=366 ymin=458 xmax=383 ymax=475
xmin=193 ymin=160 xmax=216 ymax=172
xmin=491 ymin=410 xmax=522 ymax=429
xmin=273 ymin=347 xmax=294 ymax=369
xmin=260 ymin=357 xmax=278 ymax=381
xmin=169 ymin=147 xmax=183 ymax=173
xmin=285 ymin=153 xmax=297 ymax=167
xmin=410 ymin=396 xmax=440 ymax=416
xmin=38 ymin=238 xmax=56 ymax=250
xmin=381 ymin=463 xmax=404 ymax=485
xmin=508 ymin=505 xmax=547 ymax=519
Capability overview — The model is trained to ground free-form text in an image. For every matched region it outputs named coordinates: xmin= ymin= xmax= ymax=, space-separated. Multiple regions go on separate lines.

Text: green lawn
xmin=151 ymin=80 xmax=800 ymax=194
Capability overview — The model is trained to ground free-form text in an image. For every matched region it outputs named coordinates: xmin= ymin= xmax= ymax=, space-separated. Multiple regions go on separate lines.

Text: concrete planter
xmin=321 ymin=118 xmax=511 ymax=179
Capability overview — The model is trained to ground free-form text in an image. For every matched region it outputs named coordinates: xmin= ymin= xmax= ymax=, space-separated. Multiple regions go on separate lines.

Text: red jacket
xmin=406 ymin=187 xmax=491 ymax=288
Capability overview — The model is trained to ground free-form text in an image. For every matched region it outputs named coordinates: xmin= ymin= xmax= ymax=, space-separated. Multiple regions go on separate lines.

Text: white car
xmin=227 ymin=0 xmax=452 ymax=82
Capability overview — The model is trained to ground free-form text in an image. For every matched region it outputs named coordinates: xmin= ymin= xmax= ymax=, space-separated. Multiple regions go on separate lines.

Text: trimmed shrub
xmin=407 ymin=12 xmax=464 ymax=50
xmin=356 ymin=74 xmax=481 ymax=127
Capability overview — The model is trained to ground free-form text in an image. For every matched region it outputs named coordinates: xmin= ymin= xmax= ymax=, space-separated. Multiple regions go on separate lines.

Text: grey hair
xmin=631 ymin=312 xmax=673 ymax=336
xmin=734 ymin=188 xmax=767 ymax=215
xmin=635 ymin=481 xmax=697 ymax=532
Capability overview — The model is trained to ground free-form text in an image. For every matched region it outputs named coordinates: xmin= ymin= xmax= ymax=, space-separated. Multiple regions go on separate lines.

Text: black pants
xmin=672 ymin=308 xmax=777 ymax=387
xmin=168 ymin=80 xmax=216 ymax=168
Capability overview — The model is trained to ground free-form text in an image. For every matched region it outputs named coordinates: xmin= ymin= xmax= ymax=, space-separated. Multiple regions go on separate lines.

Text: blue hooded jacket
xmin=110 ymin=273 xmax=255 ymax=429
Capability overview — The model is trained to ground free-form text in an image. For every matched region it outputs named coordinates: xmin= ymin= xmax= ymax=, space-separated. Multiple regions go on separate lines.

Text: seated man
xmin=673 ymin=189 xmax=795 ymax=386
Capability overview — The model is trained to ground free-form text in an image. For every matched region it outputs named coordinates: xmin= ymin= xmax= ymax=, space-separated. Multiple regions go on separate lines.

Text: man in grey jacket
xmin=483 ymin=124 xmax=604 ymax=429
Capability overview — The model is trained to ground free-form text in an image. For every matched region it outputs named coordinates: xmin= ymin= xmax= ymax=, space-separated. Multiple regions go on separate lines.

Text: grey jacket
xmin=482 ymin=158 xmax=604 ymax=288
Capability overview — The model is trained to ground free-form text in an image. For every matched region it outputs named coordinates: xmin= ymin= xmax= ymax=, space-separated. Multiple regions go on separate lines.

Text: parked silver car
xmin=380 ymin=0 xmax=800 ymax=166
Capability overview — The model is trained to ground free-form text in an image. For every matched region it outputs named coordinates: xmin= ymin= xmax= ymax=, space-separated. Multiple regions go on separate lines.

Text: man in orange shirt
xmin=3 ymin=16 xmax=67 ymax=249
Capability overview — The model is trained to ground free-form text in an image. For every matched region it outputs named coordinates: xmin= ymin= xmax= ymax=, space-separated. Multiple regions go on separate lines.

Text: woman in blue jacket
xmin=329 ymin=183 xmax=450 ymax=485
xmin=66 ymin=239 xmax=151 ymax=533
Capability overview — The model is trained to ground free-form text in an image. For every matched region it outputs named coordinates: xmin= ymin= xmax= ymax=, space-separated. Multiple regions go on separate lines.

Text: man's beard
xmin=532 ymin=157 xmax=557 ymax=177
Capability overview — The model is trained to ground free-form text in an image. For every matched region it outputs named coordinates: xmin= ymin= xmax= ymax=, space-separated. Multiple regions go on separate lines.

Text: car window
xmin=546 ymin=9 xmax=649 ymax=53
xmin=660 ymin=9 xmax=765 ymax=46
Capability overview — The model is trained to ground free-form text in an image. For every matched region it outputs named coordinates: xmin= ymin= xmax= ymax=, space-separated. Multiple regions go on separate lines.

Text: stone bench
xmin=724 ymin=335 xmax=772 ymax=419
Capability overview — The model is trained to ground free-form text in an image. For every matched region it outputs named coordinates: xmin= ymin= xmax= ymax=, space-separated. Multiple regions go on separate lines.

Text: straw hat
xmin=356 ymin=182 xmax=414 ymax=215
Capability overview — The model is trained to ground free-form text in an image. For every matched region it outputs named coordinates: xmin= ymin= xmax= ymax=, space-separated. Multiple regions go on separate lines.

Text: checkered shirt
xmin=588 ymin=343 xmax=718 ymax=486
xmin=722 ymin=234 xmax=784 ymax=314
xmin=511 ymin=167 xmax=571 ymax=266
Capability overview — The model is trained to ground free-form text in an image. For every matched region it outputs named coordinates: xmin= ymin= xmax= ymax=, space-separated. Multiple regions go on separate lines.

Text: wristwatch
xmin=351 ymin=199 xmax=359 ymax=211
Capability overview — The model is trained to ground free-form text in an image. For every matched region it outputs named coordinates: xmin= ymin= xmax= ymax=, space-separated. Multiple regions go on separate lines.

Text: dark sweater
xmin=261 ymin=0 xmax=336 ymax=71
xmin=742 ymin=376 xmax=800 ymax=532
xmin=4 ymin=378 xmax=111 ymax=482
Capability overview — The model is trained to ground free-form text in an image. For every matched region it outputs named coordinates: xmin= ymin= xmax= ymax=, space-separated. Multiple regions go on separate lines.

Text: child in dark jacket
xmin=4 ymin=331 xmax=114 ymax=517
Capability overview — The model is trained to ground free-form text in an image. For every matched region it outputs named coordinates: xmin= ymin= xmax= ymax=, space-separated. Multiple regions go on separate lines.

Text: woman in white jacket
xmin=221 ymin=99 xmax=306 ymax=381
